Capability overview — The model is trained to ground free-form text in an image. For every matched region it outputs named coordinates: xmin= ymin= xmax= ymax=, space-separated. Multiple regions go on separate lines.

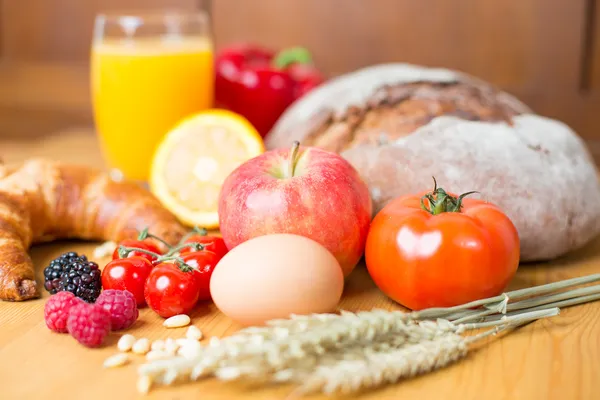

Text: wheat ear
xmin=138 ymin=314 xmax=450 ymax=384
xmin=288 ymin=308 xmax=558 ymax=396
xmin=134 ymin=272 xmax=600 ymax=394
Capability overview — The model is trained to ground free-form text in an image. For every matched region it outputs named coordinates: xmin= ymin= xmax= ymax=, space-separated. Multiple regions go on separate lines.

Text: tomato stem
xmin=118 ymin=245 xmax=162 ymax=259
xmin=164 ymin=242 xmax=205 ymax=257
xmin=420 ymin=177 xmax=478 ymax=215
xmin=155 ymin=255 xmax=195 ymax=273
xmin=286 ymin=141 xmax=301 ymax=178
xmin=176 ymin=226 xmax=208 ymax=246
xmin=118 ymin=244 xmax=203 ymax=273
xmin=137 ymin=227 xmax=173 ymax=250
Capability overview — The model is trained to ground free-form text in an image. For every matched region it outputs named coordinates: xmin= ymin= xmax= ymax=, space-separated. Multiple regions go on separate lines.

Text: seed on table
xmin=177 ymin=341 xmax=203 ymax=359
xmin=132 ymin=338 xmax=150 ymax=355
xmin=146 ymin=350 xmax=170 ymax=361
xmin=164 ymin=338 xmax=179 ymax=355
xmin=93 ymin=241 xmax=117 ymax=259
xmin=137 ymin=375 xmax=152 ymax=394
xmin=175 ymin=338 xmax=197 ymax=347
xmin=117 ymin=334 xmax=136 ymax=352
xmin=186 ymin=325 xmax=203 ymax=341
xmin=163 ymin=314 xmax=191 ymax=328
xmin=103 ymin=353 xmax=129 ymax=368
xmin=151 ymin=339 xmax=165 ymax=351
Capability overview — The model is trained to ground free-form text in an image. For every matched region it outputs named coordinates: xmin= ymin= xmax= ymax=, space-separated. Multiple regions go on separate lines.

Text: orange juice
xmin=91 ymin=36 xmax=213 ymax=181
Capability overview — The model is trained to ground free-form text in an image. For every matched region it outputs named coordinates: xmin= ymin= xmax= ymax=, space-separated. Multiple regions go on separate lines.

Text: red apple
xmin=218 ymin=141 xmax=372 ymax=277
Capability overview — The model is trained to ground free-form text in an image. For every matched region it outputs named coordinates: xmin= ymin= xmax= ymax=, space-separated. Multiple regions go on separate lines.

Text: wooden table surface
xmin=1 ymin=131 xmax=600 ymax=400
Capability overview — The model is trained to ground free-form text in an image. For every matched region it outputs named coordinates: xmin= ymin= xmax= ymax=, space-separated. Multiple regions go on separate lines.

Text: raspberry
xmin=67 ymin=302 xmax=111 ymax=347
xmin=44 ymin=291 xmax=83 ymax=333
xmin=96 ymin=289 xmax=139 ymax=330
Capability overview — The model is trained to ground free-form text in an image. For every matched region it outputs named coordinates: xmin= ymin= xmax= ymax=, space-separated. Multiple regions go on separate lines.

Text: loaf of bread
xmin=266 ymin=64 xmax=600 ymax=261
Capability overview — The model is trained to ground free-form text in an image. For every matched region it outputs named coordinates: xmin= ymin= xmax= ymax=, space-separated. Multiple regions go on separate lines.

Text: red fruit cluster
xmin=103 ymin=232 xmax=227 ymax=319
xmin=44 ymin=289 xmax=138 ymax=348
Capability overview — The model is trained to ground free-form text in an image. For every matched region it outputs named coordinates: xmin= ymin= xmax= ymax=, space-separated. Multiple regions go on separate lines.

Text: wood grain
xmin=0 ymin=0 xmax=199 ymax=62
xmin=0 ymin=132 xmax=600 ymax=400
xmin=2 ymin=0 xmax=600 ymax=141
xmin=589 ymin=0 xmax=600 ymax=91
xmin=213 ymin=0 xmax=537 ymax=88
xmin=0 ymin=62 xmax=91 ymax=138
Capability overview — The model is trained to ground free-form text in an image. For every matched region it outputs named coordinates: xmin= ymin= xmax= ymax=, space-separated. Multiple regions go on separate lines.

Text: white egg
xmin=210 ymin=234 xmax=344 ymax=326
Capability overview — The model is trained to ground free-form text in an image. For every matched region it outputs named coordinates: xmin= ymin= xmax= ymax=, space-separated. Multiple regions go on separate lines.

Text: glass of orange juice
xmin=91 ymin=10 xmax=213 ymax=181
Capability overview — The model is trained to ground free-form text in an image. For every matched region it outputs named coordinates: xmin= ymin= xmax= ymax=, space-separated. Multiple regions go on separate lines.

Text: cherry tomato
xmin=144 ymin=262 xmax=201 ymax=318
xmin=181 ymin=251 xmax=220 ymax=301
xmin=365 ymin=183 xmax=520 ymax=310
xmin=179 ymin=235 xmax=228 ymax=260
xmin=112 ymin=239 xmax=161 ymax=262
xmin=101 ymin=257 xmax=153 ymax=306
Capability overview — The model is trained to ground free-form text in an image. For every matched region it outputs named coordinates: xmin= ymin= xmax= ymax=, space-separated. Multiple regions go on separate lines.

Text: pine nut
xmin=117 ymin=334 xmax=136 ymax=352
xmin=175 ymin=338 xmax=196 ymax=347
xmin=186 ymin=325 xmax=203 ymax=341
xmin=132 ymin=338 xmax=150 ymax=355
xmin=93 ymin=241 xmax=117 ymax=259
xmin=151 ymin=339 xmax=165 ymax=351
xmin=137 ymin=375 xmax=152 ymax=394
xmin=146 ymin=350 xmax=170 ymax=361
xmin=177 ymin=340 xmax=203 ymax=359
xmin=164 ymin=338 xmax=179 ymax=355
xmin=163 ymin=314 xmax=191 ymax=328
xmin=103 ymin=353 xmax=129 ymax=368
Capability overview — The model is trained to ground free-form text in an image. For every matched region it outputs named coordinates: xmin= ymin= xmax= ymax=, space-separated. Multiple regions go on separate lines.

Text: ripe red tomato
xmin=101 ymin=257 xmax=153 ymax=306
xmin=179 ymin=235 xmax=228 ymax=260
xmin=112 ymin=239 xmax=161 ymax=262
xmin=181 ymin=251 xmax=220 ymax=301
xmin=365 ymin=184 xmax=520 ymax=310
xmin=144 ymin=262 xmax=201 ymax=318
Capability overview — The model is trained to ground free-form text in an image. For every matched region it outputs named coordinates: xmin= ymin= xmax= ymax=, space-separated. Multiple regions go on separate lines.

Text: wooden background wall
xmin=0 ymin=0 xmax=598 ymax=158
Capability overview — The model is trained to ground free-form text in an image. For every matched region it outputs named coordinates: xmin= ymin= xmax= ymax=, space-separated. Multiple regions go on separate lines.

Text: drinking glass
xmin=91 ymin=10 xmax=213 ymax=181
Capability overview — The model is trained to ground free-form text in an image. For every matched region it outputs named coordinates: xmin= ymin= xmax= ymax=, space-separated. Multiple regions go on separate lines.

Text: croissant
xmin=0 ymin=158 xmax=187 ymax=301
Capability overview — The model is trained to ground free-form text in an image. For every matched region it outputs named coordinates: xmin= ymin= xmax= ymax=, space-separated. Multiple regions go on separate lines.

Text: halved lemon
xmin=150 ymin=109 xmax=265 ymax=229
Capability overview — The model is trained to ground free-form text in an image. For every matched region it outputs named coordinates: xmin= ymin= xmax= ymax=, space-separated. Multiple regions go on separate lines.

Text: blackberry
xmin=43 ymin=251 xmax=102 ymax=303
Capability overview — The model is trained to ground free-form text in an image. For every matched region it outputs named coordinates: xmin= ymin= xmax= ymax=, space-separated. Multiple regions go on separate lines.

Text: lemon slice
xmin=150 ymin=109 xmax=264 ymax=228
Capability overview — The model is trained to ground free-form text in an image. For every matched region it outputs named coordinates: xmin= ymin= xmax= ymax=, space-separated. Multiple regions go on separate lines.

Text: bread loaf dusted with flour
xmin=266 ymin=63 xmax=600 ymax=261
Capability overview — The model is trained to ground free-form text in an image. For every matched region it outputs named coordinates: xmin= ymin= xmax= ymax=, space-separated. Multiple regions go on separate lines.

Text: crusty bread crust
xmin=267 ymin=64 xmax=600 ymax=262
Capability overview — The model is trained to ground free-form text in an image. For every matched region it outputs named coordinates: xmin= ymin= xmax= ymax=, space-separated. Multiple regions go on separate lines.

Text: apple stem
xmin=287 ymin=141 xmax=301 ymax=178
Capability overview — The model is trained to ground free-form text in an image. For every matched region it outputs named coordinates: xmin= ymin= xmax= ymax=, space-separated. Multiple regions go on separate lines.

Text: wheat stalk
xmin=295 ymin=333 xmax=468 ymax=396
xmin=286 ymin=309 xmax=558 ymax=396
xmin=134 ymin=273 xmax=600 ymax=395
xmin=136 ymin=308 xmax=557 ymax=394
xmin=138 ymin=315 xmax=451 ymax=384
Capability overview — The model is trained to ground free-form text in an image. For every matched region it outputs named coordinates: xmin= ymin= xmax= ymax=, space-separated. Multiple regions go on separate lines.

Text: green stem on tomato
xmin=137 ymin=227 xmax=173 ymax=250
xmin=420 ymin=176 xmax=478 ymax=215
xmin=119 ymin=243 xmax=196 ymax=272
xmin=155 ymin=255 xmax=195 ymax=273
xmin=118 ymin=245 xmax=198 ymax=273
xmin=164 ymin=242 xmax=205 ymax=257
xmin=118 ymin=245 xmax=163 ymax=260
xmin=176 ymin=226 xmax=208 ymax=246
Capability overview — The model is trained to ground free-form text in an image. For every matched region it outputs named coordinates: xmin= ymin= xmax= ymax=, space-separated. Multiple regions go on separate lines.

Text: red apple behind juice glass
xmin=218 ymin=141 xmax=372 ymax=277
